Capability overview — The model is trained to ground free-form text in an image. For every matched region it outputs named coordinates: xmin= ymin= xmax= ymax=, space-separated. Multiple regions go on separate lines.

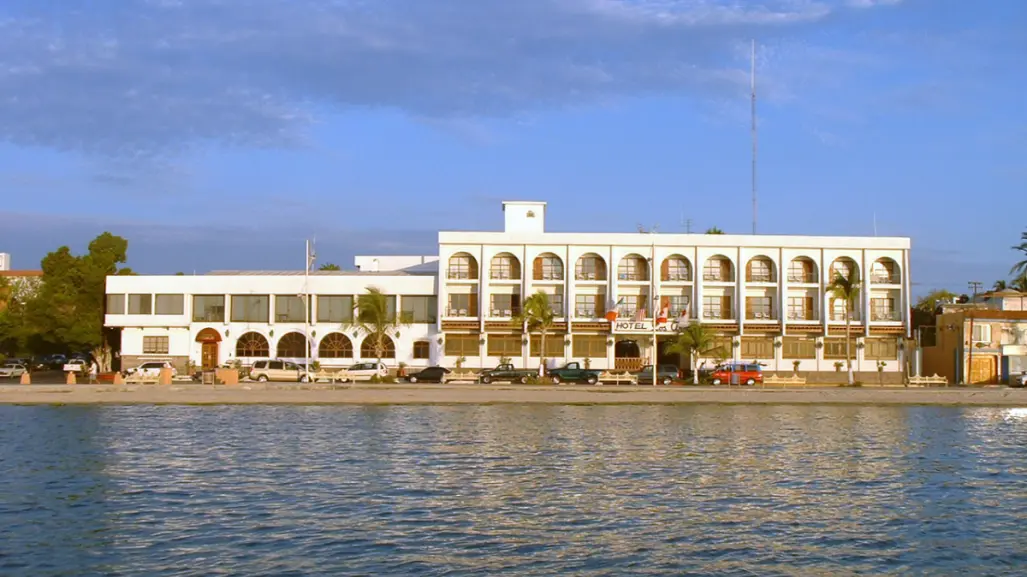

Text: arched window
xmin=661 ymin=255 xmax=691 ymax=281
xmin=447 ymin=252 xmax=478 ymax=280
xmin=788 ymin=257 xmax=817 ymax=283
xmin=872 ymin=258 xmax=900 ymax=284
xmin=703 ymin=256 xmax=734 ymax=282
xmin=235 ymin=332 xmax=269 ymax=357
xmin=360 ymin=335 xmax=396 ymax=359
xmin=533 ymin=253 xmax=564 ymax=280
xmin=830 ymin=257 xmax=859 ymax=282
xmin=318 ymin=333 xmax=353 ymax=358
xmin=746 ymin=256 xmax=776 ymax=283
xmin=490 ymin=253 xmax=521 ymax=280
xmin=276 ymin=332 xmax=308 ymax=358
xmin=575 ymin=253 xmax=607 ymax=281
xmin=618 ymin=254 xmax=648 ymax=281
xmin=413 ymin=341 xmax=430 ymax=359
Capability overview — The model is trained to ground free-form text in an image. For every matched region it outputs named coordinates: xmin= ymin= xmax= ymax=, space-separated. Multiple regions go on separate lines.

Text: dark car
xmin=547 ymin=362 xmax=600 ymax=385
xmin=406 ymin=366 xmax=451 ymax=384
xmin=635 ymin=364 xmax=681 ymax=386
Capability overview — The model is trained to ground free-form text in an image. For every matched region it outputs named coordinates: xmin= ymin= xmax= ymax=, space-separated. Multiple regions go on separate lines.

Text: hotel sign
xmin=612 ymin=320 xmax=682 ymax=334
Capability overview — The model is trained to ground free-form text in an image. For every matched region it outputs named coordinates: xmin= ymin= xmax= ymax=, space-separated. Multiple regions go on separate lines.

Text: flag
xmin=657 ymin=305 xmax=669 ymax=324
xmin=634 ymin=308 xmax=645 ymax=322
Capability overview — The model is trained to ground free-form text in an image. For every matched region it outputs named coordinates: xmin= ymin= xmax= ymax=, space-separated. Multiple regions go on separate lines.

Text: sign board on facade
xmin=612 ymin=320 xmax=682 ymax=334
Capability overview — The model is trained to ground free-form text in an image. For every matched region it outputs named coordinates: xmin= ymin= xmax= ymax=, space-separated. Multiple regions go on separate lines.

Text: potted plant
xmin=877 ymin=360 xmax=886 ymax=385
xmin=792 ymin=360 xmax=801 ymax=374
xmin=834 ymin=361 xmax=844 ymax=372
xmin=584 ymin=357 xmax=592 ymax=370
xmin=455 ymin=356 xmax=466 ymax=371
xmin=397 ymin=361 xmax=407 ymax=379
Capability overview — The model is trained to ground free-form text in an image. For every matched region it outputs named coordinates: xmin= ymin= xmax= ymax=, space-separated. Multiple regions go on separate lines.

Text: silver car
xmin=0 ymin=363 xmax=28 ymax=378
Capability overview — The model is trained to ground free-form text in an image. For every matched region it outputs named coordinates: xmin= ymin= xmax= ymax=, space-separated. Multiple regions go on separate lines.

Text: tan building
xmin=923 ymin=294 xmax=1027 ymax=384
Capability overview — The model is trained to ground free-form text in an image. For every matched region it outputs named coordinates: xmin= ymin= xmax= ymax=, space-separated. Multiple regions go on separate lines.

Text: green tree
xmin=993 ymin=280 xmax=1008 ymax=291
xmin=1011 ymin=230 xmax=1027 ymax=279
xmin=515 ymin=291 xmax=556 ymax=374
xmin=914 ymin=289 xmax=958 ymax=313
xmin=319 ymin=263 xmax=341 ymax=271
xmin=666 ymin=321 xmax=716 ymax=385
xmin=350 ymin=287 xmax=407 ymax=365
xmin=705 ymin=227 xmax=724 ymax=234
xmin=827 ymin=267 xmax=861 ymax=386
xmin=1012 ymin=274 xmax=1027 ymax=293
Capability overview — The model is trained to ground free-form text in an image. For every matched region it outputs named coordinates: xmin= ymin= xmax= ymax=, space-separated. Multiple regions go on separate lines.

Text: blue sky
xmin=0 ymin=0 xmax=1023 ymax=294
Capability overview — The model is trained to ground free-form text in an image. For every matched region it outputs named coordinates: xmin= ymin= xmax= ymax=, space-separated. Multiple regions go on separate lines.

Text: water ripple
xmin=1 ymin=405 xmax=1027 ymax=575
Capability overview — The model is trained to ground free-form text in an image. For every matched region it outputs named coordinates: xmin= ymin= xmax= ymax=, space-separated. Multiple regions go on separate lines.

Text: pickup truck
xmin=479 ymin=364 xmax=538 ymax=384
xmin=547 ymin=362 xmax=600 ymax=385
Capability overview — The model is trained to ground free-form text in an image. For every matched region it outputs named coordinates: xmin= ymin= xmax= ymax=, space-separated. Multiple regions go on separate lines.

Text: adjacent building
xmin=104 ymin=201 xmax=913 ymax=378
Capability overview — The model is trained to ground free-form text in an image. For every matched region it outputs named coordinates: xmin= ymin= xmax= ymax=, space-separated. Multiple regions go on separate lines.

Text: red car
xmin=709 ymin=362 xmax=763 ymax=386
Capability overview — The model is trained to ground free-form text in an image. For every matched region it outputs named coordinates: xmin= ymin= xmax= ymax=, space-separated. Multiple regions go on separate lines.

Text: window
xmin=155 ymin=294 xmax=184 ymax=315
xmin=142 ymin=336 xmax=169 ymax=354
xmin=667 ymin=296 xmax=690 ymax=317
xmin=490 ymin=294 xmax=520 ymax=317
xmin=871 ymin=298 xmax=896 ymax=321
xmin=747 ymin=258 xmax=774 ymax=282
xmin=872 ymin=259 xmax=898 ymax=283
xmin=360 ymin=335 xmax=396 ymax=359
xmin=709 ymin=337 xmax=733 ymax=359
xmin=783 ymin=337 xmax=816 ymax=359
xmin=447 ymin=294 xmax=478 ymax=317
xmin=487 ymin=335 xmax=521 ymax=356
xmin=663 ymin=257 xmax=691 ymax=281
xmin=318 ymin=333 xmax=353 ymax=358
xmin=972 ymin=324 xmax=992 ymax=343
xmin=572 ymin=335 xmax=607 ymax=358
xmin=575 ymin=294 xmax=604 ymax=318
xmin=318 ymin=296 xmax=353 ymax=323
xmin=830 ymin=259 xmax=857 ymax=281
xmin=127 ymin=294 xmax=152 ymax=315
xmin=823 ymin=338 xmax=848 ymax=360
xmin=741 ymin=337 xmax=773 ymax=359
xmin=413 ymin=341 xmax=430 ymax=359
xmin=865 ymin=338 xmax=898 ymax=360
xmin=490 ymin=254 xmax=520 ymax=280
xmin=787 ymin=297 xmax=815 ymax=321
xmin=745 ymin=297 xmax=773 ymax=320
xmin=545 ymin=294 xmax=565 ymax=317
xmin=276 ymin=332 xmax=308 ymax=357
xmin=269 ymin=360 xmax=284 ymax=370
xmin=788 ymin=259 xmax=816 ymax=283
xmin=575 ymin=254 xmax=606 ymax=280
xmin=445 ymin=335 xmax=479 ymax=357
xmin=231 ymin=295 xmax=270 ymax=323
xmin=530 ymin=335 xmax=565 ymax=357
xmin=275 ymin=296 xmax=308 ymax=323
xmin=106 ymin=294 xmax=125 ymax=314
xmin=704 ymin=257 xmax=731 ymax=282
xmin=619 ymin=295 xmax=647 ymax=318
xmin=534 ymin=254 xmax=564 ymax=280
xmin=703 ymin=296 xmax=731 ymax=319
xmin=192 ymin=295 xmax=225 ymax=322
xmin=448 ymin=253 xmax=477 ymax=280
xmin=401 ymin=296 xmax=438 ymax=324
xmin=618 ymin=255 xmax=648 ymax=281
xmin=236 ymin=332 xmax=270 ymax=357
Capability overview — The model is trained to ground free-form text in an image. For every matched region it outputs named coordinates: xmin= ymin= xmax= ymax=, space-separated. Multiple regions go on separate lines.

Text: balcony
xmin=575 ymin=308 xmax=603 ymax=319
xmin=617 ymin=272 xmax=647 ymax=281
xmin=447 ymin=270 xmax=476 ymax=281
xmin=703 ymin=273 xmax=730 ymax=282
xmin=489 ymin=309 xmax=519 ymax=318
xmin=872 ymin=274 xmax=901 ymax=285
xmin=786 ymin=311 xmax=818 ymax=321
xmin=575 ymin=272 xmax=603 ymax=281
xmin=664 ymin=272 xmax=692 ymax=282
xmin=535 ymin=272 xmax=563 ymax=281
xmin=704 ymin=311 xmax=735 ymax=320
xmin=787 ymin=273 xmax=817 ymax=284
xmin=745 ymin=312 xmax=777 ymax=321
xmin=830 ymin=312 xmax=862 ymax=322
xmin=871 ymin=310 xmax=901 ymax=322
xmin=445 ymin=308 xmax=477 ymax=318
xmin=746 ymin=273 xmax=774 ymax=283
xmin=489 ymin=271 xmax=520 ymax=281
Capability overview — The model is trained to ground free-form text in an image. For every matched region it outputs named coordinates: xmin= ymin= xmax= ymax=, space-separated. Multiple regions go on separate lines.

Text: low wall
xmin=765 ymin=371 xmax=904 ymax=385
xmin=121 ymin=355 xmax=190 ymax=374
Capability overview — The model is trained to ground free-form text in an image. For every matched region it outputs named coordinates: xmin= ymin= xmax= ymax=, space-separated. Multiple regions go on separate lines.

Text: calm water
xmin=2 ymin=405 xmax=1027 ymax=576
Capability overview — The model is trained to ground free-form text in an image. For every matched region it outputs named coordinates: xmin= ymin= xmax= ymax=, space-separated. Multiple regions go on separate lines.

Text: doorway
xmin=196 ymin=328 xmax=222 ymax=371
xmin=969 ymin=355 xmax=996 ymax=384
xmin=614 ymin=339 xmax=642 ymax=371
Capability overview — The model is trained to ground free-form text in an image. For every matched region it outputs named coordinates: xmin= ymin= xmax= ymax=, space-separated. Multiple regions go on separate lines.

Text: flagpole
xmin=651 ymin=233 xmax=658 ymax=387
xmin=304 ymin=239 xmax=311 ymax=381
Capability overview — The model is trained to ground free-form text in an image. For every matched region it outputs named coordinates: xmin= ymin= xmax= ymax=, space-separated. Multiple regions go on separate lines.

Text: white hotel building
xmin=105 ymin=201 xmax=912 ymax=378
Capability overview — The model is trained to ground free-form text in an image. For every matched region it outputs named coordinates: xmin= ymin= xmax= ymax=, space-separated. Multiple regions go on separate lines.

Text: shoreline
xmin=1 ymin=384 xmax=1026 ymax=406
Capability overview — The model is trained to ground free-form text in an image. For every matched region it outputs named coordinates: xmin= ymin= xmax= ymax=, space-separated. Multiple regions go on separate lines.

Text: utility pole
xmin=966 ymin=281 xmax=982 ymax=384
xmin=750 ymin=39 xmax=758 ymax=235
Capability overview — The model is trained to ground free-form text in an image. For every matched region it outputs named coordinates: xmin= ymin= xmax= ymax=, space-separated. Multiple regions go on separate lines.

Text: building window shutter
xmin=660 ymin=259 xmax=669 ymax=280
xmin=804 ymin=296 xmax=814 ymax=320
xmin=660 ymin=296 xmax=669 ymax=309
xmin=721 ymin=295 xmax=731 ymax=318
xmin=722 ymin=261 xmax=731 ymax=281
xmin=533 ymin=257 xmax=543 ymax=280
xmin=594 ymin=294 xmax=604 ymax=314
xmin=745 ymin=297 xmax=753 ymax=317
xmin=468 ymin=294 xmax=478 ymax=316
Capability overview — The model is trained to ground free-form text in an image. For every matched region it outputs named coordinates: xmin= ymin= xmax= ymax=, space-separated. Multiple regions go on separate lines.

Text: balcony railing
xmin=872 ymin=274 xmax=900 ymax=284
xmin=664 ymin=272 xmax=692 ymax=282
xmin=446 ymin=308 xmax=476 ymax=317
xmin=830 ymin=312 xmax=861 ymax=322
xmin=575 ymin=272 xmax=604 ymax=281
xmin=787 ymin=273 xmax=817 ymax=283
xmin=745 ymin=312 xmax=777 ymax=320
xmin=618 ymin=272 xmax=647 ymax=281
xmin=535 ymin=273 xmax=564 ymax=281
xmin=704 ymin=311 xmax=734 ymax=320
xmin=489 ymin=309 xmax=519 ymax=318
xmin=447 ymin=270 xmax=474 ymax=280
xmin=787 ymin=311 xmax=818 ymax=321
xmin=871 ymin=311 xmax=901 ymax=321
xmin=575 ymin=308 xmax=602 ymax=318
xmin=747 ymin=273 xmax=774 ymax=283
xmin=489 ymin=271 xmax=520 ymax=280
xmin=703 ymin=273 xmax=730 ymax=282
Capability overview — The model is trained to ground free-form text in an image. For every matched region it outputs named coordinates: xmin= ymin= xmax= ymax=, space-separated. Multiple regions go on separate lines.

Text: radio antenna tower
xmin=750 ymin=39 xmax=758 ymax=235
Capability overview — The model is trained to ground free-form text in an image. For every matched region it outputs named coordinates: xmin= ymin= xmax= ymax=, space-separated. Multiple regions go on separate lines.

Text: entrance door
xmin=201 ymin=342 xmax=219 ymax=370
xmin=969 ymin=356 xmax=996 ymax=384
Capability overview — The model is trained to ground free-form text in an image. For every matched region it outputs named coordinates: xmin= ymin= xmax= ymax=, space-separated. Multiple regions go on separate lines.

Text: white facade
xmin=105 ymin=200 xmax=912 ymax=377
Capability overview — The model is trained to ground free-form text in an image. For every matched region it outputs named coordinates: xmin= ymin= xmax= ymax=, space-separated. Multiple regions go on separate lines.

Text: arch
xmin=235 ymin=332 xmax=269 ymax=358
xmin=533 ymin=252 xmax=564 ymax=280
xmin=745 ymin=255 xmax=776 ymax=283
xmin=490 ymin=252 xmax=521 ymax=280
xmin=661 ymin=255 xmax=692 ymax=282
xmin=318 ymin=332 xmax=353 ymax=358
xmin=788 ymin=256 xmax=818 ymax=283
xmin=871 ymin=257 xmax=900 ymax=284
xmin=614 ymin=339 xmax=643 ymax=372
xmin=703 ymin=255 xmax=734 ymax=282
xmin=447 ymin=252 xmax=478 ymax=280
xmin=618 ymin=254 xmax=649 ymax=281
xmin=195 ymin=328 xmax=221 ymax=343
xmin=276 ymin=331 xmax=309 ymax=358
xmin=575 ymin=253 xmax=607 ymax=280
xmin=360 ymin=334 xmax=396 ymax=359
xmin=829 ymin=257 xmax=859 ymax=282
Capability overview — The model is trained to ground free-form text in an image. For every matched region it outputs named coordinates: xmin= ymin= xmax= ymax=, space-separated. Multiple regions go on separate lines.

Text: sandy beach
xmin=1 ymin=383 xmax=1026 ymax=406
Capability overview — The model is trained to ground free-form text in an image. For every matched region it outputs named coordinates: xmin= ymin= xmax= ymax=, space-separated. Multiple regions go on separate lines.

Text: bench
xmin=124 ymin=373 xmax=160 ymax=385
xmin=907 ymin=374 xmax=948 ymax=387
xmin=763 ymin=374 xmax=808 ymax=387
xmin=448 ymin=369 xmax=480 ymax=383
xmin=313 ymin=369 xmax=347 ymax=383
xmin=599 ymin=371 xmax=638 ymax=385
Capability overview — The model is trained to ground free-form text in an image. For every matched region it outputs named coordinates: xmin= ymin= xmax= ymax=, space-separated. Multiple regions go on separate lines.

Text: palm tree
xmin=349 ymin=287 xmax=407 ymax=366
xmin=319 ymin=263 xmax=341 ymax=271
xmin=666 ymin=321 xmax=716 ymax=385
xmin=705 ymin=227 xmax=724 ymax=235
xmin=1012 ymin=274 xmax=1027 ymax=293
xmin=827 ymin=268 xmax=861 ymax=386
xmin=515 ymin=291 xmax=556 ymax=375
xmin=993 ymin=280 xmax=1008 ymax=291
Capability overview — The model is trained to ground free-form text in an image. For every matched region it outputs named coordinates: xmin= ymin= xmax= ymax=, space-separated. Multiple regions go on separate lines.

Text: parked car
xmin=249 ymin=360 xmax=311 ymax=382
xmin=338 ymin=362 xmax=389 ymax=382
xmin=478 ymin=364 xmax=538 ymax=384
xmin=124 ymin=361 xmax=178 ymax=378
xmin=1011 ymin=372 xmax=1027 ymax=388
xmin=547 ymin=362 xmax=601 ymax=385
xmin=405 ymin=366 xmax=451 ymax=384
xmin=635 ymin=364 xmax=681 ymax=386
xmin=709 ymin=362 xmax=763 ymax=386
xmin=0 ymin=363 xmax=28 ymax=378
